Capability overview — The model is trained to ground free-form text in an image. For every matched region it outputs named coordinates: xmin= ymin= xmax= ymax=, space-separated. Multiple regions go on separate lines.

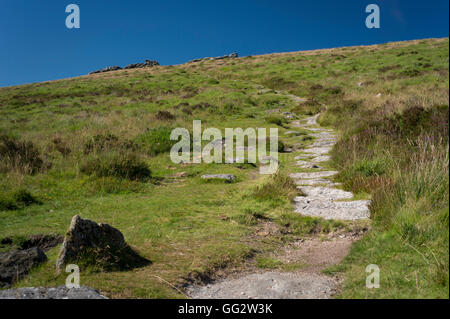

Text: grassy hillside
xmin=0 ymin=38 xmax=448 ymax=298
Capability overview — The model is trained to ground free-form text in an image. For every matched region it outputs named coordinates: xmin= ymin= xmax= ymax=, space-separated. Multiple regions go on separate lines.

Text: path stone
xmin=296 ymin=161 xmax=323 ymax=169
xmin=302 ymin=146 xmax=333 ymax=155
xmin=294 ymin=178 xmax=339 ymax=186
xmin=311 ymin=139 xmax=335 ymax=147
xmin=290 ymin=171 xmax=339 ymax=179
xmin=293 ymin=197 xmax=371 ymax=220
xmin=311 ymin=155 xmax=331 ymax=163
xmin=298 ymin=186 xmax=353 ymax=200
xmin=310 ymin=132 xmax=336 ymax=139
xmin=304 ymin=127 xmax=332 ymax=132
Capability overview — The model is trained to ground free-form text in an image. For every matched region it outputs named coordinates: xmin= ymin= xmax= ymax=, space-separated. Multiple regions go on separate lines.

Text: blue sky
xmin=1 ymin=0 xmax=448 ymax=87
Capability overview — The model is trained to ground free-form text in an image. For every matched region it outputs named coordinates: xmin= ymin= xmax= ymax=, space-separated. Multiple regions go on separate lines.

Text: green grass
xmin=0 ymin=37 xmax=448 ymax=298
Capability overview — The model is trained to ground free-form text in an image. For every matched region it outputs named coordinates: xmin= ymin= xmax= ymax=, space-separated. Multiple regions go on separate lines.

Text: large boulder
xmin=0 ymin=286 xmax=107 ymax=299
xmin=56 ymin=215 xmax=149 ymax=272
xmin=0 ymin=247 xmax=47 ymax=288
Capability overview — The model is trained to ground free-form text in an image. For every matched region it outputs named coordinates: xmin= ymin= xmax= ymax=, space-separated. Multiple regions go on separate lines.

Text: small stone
xmin=201 ymin=174 xmax=236 ymax=182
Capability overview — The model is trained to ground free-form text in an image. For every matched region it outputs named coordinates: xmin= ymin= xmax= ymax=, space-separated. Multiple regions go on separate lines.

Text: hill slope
xmin=0 ymin=38 xmax=448 ymax=298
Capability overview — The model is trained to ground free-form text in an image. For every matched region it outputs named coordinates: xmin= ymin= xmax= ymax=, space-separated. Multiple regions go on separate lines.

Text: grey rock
xmin=0 ymin=247 xmax=47 ymax=288
xmin=298 ymin=186 xmax=353 ymax=200
xmin=0 ymin=286 xmax=107 ymax=299
xmin=201 ymin=174 xmax=236 ymax=182
xmin=56 ymin=215 xmax=127 ymax=272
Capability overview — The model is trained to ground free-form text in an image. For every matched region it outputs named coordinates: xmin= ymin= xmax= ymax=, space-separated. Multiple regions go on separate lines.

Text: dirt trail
xmin=186 ymin=109 xmax=370 ymax=299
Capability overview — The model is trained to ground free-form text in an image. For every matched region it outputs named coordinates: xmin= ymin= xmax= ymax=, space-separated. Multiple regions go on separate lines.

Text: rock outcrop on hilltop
xmin=188 ymin=52 xmax=238 ymax=63
xmin=124 ymin=59 xmax=159 ymax=69
xmin=89 ymin=53 xmax=238 ymax=74
xmin=89 ymin=66 xmax=122 ymax=74
xmin=89 ymin=59 xmax=159 ymax=74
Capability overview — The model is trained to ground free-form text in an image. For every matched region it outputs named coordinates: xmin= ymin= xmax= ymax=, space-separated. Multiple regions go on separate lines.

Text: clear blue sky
xmin=1 ymin=0 xmax=448 ymax=87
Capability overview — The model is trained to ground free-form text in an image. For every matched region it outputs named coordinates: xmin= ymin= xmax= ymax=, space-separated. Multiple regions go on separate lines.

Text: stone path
xmin=186 ymin=102 xmax=370 ymax=299
xmin=289 ymin=114 xmax=370 ymax=221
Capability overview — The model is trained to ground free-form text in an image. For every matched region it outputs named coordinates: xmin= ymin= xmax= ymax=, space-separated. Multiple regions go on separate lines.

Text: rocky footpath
xmin=186 ymin=93 xmax=370 ymax=299
xmin=289 ymin=114 xmax=370 ymax=220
